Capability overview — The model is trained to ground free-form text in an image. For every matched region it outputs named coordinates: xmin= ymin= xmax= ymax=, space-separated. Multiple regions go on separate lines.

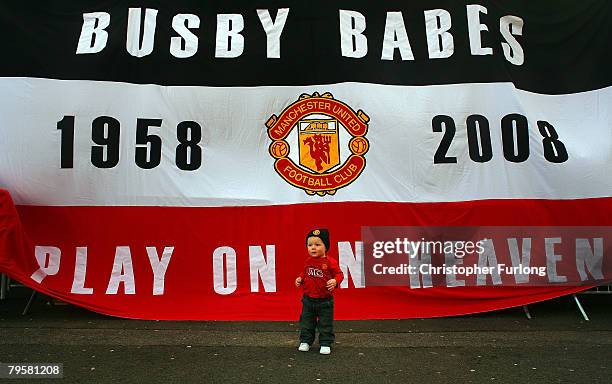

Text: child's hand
xmin=295 ymin=277 xmax=303 ymax=287
xmin=326 ymin=279 xmax=337 ymax=291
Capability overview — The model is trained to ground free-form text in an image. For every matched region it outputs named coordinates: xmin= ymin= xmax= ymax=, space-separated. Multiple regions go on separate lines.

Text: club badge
xmin=266 ymin=92 xmax=369 ymax=196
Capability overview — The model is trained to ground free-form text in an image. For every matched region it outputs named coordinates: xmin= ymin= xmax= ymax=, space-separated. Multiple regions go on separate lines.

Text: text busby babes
xmin=75 ymin=6 xmax=524 ymax=65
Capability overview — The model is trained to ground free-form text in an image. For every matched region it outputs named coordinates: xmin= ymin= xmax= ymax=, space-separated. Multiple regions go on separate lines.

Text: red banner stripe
xmin=1 ymin=193 xmax=610 ymax=320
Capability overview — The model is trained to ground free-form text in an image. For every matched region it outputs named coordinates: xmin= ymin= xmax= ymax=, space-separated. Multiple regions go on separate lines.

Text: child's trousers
xmin=299 ymin=295 xmax=335 ymax=347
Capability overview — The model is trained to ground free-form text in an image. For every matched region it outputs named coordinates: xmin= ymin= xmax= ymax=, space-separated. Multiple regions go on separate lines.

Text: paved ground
xmin=0 ymin=290 xmax=611 ymax=384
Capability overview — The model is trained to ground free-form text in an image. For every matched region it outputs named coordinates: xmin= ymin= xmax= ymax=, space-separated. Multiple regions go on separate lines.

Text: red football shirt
xmin=299 ymin=255 xmax=344 ymax=298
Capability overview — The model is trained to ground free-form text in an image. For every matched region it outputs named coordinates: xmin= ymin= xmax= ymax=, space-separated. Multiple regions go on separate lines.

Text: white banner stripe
xmin=0 ymin=77 xmax=611 ymax=206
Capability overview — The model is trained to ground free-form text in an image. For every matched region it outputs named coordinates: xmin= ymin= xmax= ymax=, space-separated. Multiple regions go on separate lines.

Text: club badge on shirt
xmin=307 ymin=267 xmax=324 ymax=278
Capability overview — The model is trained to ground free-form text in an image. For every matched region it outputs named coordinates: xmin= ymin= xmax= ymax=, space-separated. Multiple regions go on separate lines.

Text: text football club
xmin=266 ymin=92 xmax=369 ymax=196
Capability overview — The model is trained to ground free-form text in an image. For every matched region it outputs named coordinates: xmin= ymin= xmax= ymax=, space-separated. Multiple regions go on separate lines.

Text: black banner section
xmin=0 ymin=0 xmax=610 ymax=94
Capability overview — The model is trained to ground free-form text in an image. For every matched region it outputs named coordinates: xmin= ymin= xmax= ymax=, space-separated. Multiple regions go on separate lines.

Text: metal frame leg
xmin=522 ymin=305 xmax=532 ymax=319
xmin=22 ymin=290 xmax=37 ymax=316
xmin=0 ymin=274 xmax=7 ymax=300
xmin=572 ymin=294 xmax=590 ymax=321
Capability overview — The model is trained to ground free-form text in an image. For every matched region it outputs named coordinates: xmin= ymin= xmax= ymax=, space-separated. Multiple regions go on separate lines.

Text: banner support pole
xmin=0 ymin=274 xmax=6 ymax=300
xmin=572 ymin=294 xmax=590 ymax=321
xmin=22 ymin=290 xmax=37 ymax=316
xmin=522 ymin=305 xmax=532 ymax=319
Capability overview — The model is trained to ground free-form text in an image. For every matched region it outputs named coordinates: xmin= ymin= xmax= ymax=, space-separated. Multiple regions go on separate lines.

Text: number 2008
xmin=432 ymin=114 xmax=568 ymax=164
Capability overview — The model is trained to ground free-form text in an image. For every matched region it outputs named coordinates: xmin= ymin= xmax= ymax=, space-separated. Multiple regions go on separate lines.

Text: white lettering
xmin=76 ymin=12 xmax=111 ymax=54
xmin=249 ymin=245 xmax=277 ymax=292
xmin=500 ymin=15 xmax=524 ymax=65
xmin=170 ymin=14 xmax=200 ymax=59
xmin=106 ymin=246 xmax=136 ymax=294
xmin=339 ymin=10 xmax=367 ymax=58
xmin=444 ymin=251 xmax=465 ymax=287
xmin=257 ymin=9 xmax=290 ymax=58
xmin=476 ymin=239 xmax=502 ymax=285
xmin=146 ymin=246 xmax=174 ymax=295
xmin=381 ymin=12 xmax=414 ymax=60
xmin=424 ymin=9 xmax=454 ymax=59
xmin=213 ymin=246 xmax=237 ymax=294
xmin=338 ymin=241 xmax=365 ymax=288
xmin=215 ymin=14 xmax=244 ymax=58
xmin=545 ymin=237 xmax=567 ymax=283
xmin=31 ymin=246 xmax=61 ymax=283
xmin=409 ymin=250 xmax=432 ymax=288
xmin=506 ymin=238 xmax=531 ymax=284
xmin=126 ymin=8 xmax=158 ymax=58
xmin=466 ymin=4 xmax=492 ymax=56
xmin=71 ymin=247 xmax=93 ymax=294
xmin=575 ymin=238 xmax=604 ymax=281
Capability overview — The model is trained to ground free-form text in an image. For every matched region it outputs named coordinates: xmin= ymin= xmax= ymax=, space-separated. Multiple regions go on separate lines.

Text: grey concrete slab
xmin=0 ymin=292 xmax=611 ymax=383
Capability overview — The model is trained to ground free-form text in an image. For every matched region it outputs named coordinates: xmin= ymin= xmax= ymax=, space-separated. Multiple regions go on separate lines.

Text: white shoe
xmin=319 ymin=346 xmax=331 ymax=355
xmin=298 ymin=343 xmax=310 ymax=352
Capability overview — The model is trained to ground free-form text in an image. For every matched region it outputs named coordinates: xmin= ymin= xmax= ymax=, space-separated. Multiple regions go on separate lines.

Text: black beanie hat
xmin=306 ymin=228 xmax=330 ymax=251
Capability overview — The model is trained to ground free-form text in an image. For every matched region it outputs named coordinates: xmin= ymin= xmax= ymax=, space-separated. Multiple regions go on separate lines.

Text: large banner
xmin=1 ymin=1 xmax=611 ymax=320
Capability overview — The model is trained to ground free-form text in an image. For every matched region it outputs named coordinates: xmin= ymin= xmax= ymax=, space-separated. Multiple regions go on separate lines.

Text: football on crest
xmin=349 ymin=137 xmax=369 ymax=155
xmin=270 ymin=140 xmax=289 ymax=158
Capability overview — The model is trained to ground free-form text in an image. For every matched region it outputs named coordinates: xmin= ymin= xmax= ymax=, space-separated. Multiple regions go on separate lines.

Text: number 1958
xmin=57 ymin=115 xmax=202 ymax=170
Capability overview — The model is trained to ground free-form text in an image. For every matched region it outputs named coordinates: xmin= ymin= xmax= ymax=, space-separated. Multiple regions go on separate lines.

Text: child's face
xmin=306 ymin=236 xmax=326 ymax=258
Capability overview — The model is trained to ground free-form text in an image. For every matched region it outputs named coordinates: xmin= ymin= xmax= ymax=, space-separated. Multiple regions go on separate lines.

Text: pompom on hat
xmin=306 ymin=228 xmax=330 ymax=251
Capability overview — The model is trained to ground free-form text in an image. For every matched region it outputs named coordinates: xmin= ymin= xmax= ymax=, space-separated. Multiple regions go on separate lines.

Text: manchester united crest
xmin=265 ymin=92 xmax=370 ymax=196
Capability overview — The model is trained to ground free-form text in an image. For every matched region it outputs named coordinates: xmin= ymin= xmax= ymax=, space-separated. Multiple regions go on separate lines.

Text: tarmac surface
xmin=0 ymin=289 xmax=611 ymax=384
